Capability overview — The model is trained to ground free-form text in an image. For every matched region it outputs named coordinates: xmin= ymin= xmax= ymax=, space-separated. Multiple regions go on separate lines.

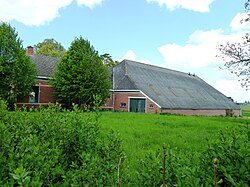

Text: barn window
xmin=149 ymin=104 xmax=154 ymax=108
xmin=120 ymin=102 xmax=126 ymax=108
xmin=29 ymin=86 xmax=39 ymax=103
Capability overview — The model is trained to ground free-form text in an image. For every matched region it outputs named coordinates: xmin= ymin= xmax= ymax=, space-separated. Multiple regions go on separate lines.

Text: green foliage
xmin=1 ymin=109 xmax=249 ymax=186
xmin=135 ymin=124 xmax=250 ymax=187
xmin=100 ymin=53 xmax=119 ymax=67
xmin=34 ymin=38 xmax=66 ymax=58
xmin=51 ymin=36 xmax=111 ymax=108
xmin=0 ymin=22 xmax=36 ymax=108
xmin=199 ymin=124 xmax=250 ymax=186
xmin=0 ymin=101 xmax=125 ymax=186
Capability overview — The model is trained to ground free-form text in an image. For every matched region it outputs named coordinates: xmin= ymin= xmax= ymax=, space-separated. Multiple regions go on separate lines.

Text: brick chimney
xmin=26 ymin=46 xmax=34 ymax=56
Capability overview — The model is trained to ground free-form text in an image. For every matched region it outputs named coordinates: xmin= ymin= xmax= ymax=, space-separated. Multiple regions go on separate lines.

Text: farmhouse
xmin=105 ymin=60 xmax=240 ymax=116
xmin=17 ymin=46 xmax=59 ymax=107
xmin=18 ymin=47 xmax=240 ymax=116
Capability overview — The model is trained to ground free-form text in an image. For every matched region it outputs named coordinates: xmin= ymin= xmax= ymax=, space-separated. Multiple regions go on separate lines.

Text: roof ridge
xmin=122 ymin=59 xmax=198 ymax=78
xmin=33 ymin=54 xmax=60 ymax=60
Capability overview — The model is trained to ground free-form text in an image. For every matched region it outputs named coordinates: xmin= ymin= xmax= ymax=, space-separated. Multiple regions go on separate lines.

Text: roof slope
xmin=114 ymin=60 xmax=240 ymax=110
xmin=30 ymin=55 xmax=60 ymax=78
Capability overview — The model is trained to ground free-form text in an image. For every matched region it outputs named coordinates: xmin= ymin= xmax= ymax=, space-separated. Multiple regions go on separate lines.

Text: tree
xmin=35 ymin=38 xmax=66 ymax=58
xmin=100 ymin=53 xmax=119 ymax=67
xmin=0 ymin=22 xmax=36 ymax=107
xmin=51 ymin=36 xmax=111 ymax=108
xmin=218 ymin=1 xmax=250 ymax=89
xmin=246 ymin=0 xmax=250 ymax=11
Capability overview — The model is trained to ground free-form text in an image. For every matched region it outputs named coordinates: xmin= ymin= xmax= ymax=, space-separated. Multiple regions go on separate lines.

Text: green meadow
xmin=100 ymin=112 xmax=249 ymax=179
xmin=241 ymin=105 xmax=250 ymax=117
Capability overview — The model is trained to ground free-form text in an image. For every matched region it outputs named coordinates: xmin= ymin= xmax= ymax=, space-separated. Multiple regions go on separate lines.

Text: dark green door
xmin=130 ymin=98 xmax=146 ymax=113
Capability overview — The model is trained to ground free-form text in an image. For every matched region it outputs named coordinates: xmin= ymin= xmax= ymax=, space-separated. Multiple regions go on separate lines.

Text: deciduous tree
xmin=218 ymin=1 xmax=250 ymax=89
xmin=100 ymin=53 xmax=118 ymax=67
xmin=51 ymin=36 xmax=111 ymax=108
xmin=35 ymin=38 xmax=66 ymax=58
xmin=0 ymin=22 xmax=36 ymax=108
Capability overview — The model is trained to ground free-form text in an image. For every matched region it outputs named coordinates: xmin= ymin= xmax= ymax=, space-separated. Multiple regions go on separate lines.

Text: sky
xmin=0 ymin=0 xmax=250 ymax=103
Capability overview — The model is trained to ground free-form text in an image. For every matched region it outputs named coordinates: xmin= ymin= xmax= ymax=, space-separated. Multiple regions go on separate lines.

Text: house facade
xmin=17 ymin=46 xmax=59 ymax=108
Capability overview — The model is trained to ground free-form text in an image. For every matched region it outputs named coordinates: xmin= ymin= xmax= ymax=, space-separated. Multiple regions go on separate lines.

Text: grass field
xmin=100 ymin=112 xmax=248 ymax=179
xmin=241 ymin=105 xmax=250 ymax=117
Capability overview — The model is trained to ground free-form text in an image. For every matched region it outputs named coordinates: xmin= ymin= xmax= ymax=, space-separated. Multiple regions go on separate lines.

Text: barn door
xmin=130 ymin=98 xmax=146 ymax=113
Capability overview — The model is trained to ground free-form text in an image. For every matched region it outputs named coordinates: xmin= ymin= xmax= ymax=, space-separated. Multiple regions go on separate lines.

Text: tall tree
xmin=51 ymin=36 xmax=111 ymax=108
xmin=100 ymin=53 xmax=119 ymax=67
xmin=218 ymin=1 xmax=250 ymax=89
xmin=35 ymin=38 xmax=66 ymax=58
xmin=0 ymin=22 xmax=36 ymax=107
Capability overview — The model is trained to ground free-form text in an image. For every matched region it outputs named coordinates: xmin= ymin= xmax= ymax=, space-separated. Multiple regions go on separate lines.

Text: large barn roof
xmin=30 ymin=55 xmax=59 ymax=78
xmin=114 ymin=59 xmax=240 ymax=110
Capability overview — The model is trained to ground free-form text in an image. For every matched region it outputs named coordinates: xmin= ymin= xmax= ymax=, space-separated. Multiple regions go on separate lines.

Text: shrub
xmin=0 ymin=102 xmax=125 ymax=186
xmin=199 ymin=124 xmax=250 ymax=186
xmin=136 ymin=123 xmax=250 ymax=186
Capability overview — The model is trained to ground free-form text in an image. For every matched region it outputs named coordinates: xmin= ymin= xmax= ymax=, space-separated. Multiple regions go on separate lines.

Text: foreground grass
xmin=100 ymin=112 xmax=248 ymax=179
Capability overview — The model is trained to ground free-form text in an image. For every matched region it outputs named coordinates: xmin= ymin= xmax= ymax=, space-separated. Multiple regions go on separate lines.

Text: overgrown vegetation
xmin=1 ymin=102 xmax=249 ymax=186
xmin=100 ymin=112 xmax=249 ymax=186
xmin=0 ymin=100 xmax=125 ymax=186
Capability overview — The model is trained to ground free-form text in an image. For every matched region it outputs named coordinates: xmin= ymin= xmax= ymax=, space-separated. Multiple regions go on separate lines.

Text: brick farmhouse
xmin=18 ymin=47 xmax=241 ymax=116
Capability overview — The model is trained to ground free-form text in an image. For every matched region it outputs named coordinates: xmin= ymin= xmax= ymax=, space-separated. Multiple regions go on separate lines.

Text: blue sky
xmin=1 ymin=0 xmax=250 ymax=102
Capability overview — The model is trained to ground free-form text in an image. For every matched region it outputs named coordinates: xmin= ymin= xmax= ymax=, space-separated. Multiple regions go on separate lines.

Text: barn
xmin=105 ymin=59 xmax=240 ymax=116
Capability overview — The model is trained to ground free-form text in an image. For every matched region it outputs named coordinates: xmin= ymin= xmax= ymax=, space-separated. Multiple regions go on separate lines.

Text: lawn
xmin=100 ymin=112 xmax=248 ymax=180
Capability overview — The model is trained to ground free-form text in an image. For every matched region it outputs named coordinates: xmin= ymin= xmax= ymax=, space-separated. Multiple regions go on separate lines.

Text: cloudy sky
xmin=1 ymin=0 xmax=250 ymax=102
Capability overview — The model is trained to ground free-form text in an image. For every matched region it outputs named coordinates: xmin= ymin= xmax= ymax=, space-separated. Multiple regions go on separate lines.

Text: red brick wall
xmin=104 ymin=91 xmax=240 ymax=116
xmin=161 ymin=109 xmax=241 ymax=116
xmin=103 ymin=95 xmax=113 ymax=110
xmin=17 ymin=80 xmax=56 ymax=107
xmin=39 ymin=81 xmax=56 ymax=104
xmin=112 ymin=92 xmax=160 ymax=113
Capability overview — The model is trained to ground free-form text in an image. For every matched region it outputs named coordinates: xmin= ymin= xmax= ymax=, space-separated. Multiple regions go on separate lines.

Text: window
xmin=120 ymin=102 xmax=126 ymax=108
xmin=149 ymin=104 xmax=154 ymax=108
xmin=29 ymin=86 xmax=39 ymax=103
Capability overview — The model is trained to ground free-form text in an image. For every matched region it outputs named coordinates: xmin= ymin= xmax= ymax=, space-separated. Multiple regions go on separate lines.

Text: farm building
xmin=104 ymin=60 xmax=240 ymax=116
xmin=17 ymin=46 xmax=59 ymax=108
xmin=18 ymin=47 xmax=240 ymax=116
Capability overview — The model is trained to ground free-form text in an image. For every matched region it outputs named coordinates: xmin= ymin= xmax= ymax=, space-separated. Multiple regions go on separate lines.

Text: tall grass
xmin=100 ymin=112 xmax=247 ymax=182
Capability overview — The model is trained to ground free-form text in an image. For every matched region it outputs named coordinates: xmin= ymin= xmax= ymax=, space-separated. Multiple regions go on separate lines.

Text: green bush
xmin=0 ymin=102 xmax=125 ymax=186
xmin=136 ymin=123 xmax=250 ymax=187
xmin=199 ymin=124 xmax=250 ymax=186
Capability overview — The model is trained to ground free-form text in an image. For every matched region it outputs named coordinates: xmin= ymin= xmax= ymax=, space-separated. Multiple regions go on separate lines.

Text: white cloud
xmin=215 ymin=79 xmax=250 ymax=103
xmin=157 ymin=13 xmax=250 ymax=102
xmin=76 ymin=0 xmax=104 ymax=8
xmin=146 ymin=0 xmax=215 ymax=12
xmin=122 ymin=50 xmax=152 ymax=64
xmin=122 ymin=50 xmax=137 ymax=61
xmin=158 ymin=29 xmax=246 ymax=71
xmin=0 ymin=0 xmax=104 ymax=26
xmin=0 ymin=0 xmax=73 ymax=26
xmin=230 ymin=12 xmax=250 ymax=31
